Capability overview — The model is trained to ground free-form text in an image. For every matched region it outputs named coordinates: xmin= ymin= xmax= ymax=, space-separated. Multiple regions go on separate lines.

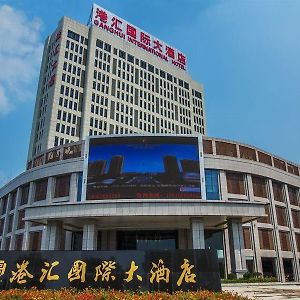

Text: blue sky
xmin=0 ymin=0 xmax=299 ymax=186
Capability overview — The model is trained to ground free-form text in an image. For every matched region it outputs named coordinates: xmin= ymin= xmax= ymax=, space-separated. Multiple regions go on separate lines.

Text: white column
xmin=28 ymin=182 xmax=35 ymax=205
xmin=22 ymin=182 xmax=34 ymax=250
xmin=251 ymin=220 xmax=263 ymax=273
xmin=228 ymin=219 xmax=247 ymax=278
xmin=0 ymin=193 xmax=11 ymax=250
xmin=245 ymin=174 xmax=263 ymax=274
xmin=22 ymin=221 xmax=31 ymax=250
xmin=64 ymin=231 xmax=73 ymax=250
xmin=41 ymin=221 xmax=63 ymax=250
xmin=41 ymin=225 xmax=49 ymax=250
xmin=9 ymin=187 xmax=22 ymax=250
xmin=219 ymin=171 xmax=228 ymax=201
xmin=284 ymin=184 xmax=300 ymax=281
xmin=224 ymin=228 xmax=232 ymax=275
xmin=191 ymin=218 xmax=205 ymax=249
xmin=69 ymin=173 xmax=78 ymax=203
xmin=246 ymin=174 xmax=254 ymax=200
xmin=268 ymin=178 xmax=285 ymax=282
xmin=46 ymin=177 xmax=54 ymax=203
xmin=82 ymin=223 xmax=97 ymax=250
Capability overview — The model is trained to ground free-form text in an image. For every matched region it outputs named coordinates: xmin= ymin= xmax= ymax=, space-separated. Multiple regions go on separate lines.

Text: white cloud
xmin=0 ymin=5 xmax=43 ymax=115
xmin=0 ymin=85 xmax=11 ymax=114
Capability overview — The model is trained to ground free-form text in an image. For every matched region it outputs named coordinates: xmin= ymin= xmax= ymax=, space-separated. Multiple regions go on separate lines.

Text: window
xmin=77 ymin=173 xmax=83 ymax=202
xmin=258 ymin=204 xmax=271 ymax=224
xmin=276 ymin=206 xmax=287 ymax=226
xmin=243 ymin=228 xmax=252 ymax=249
xmin=0 ymin=219 xmax=4 ymax=235
xmin=54 ymin=175 xmax=70 ymax=198
xmin=258 ymin=229 xmax=274 ymax=250
xmin=148 ymin=64 xmax=154 ymax=73
xmin=194 ymin=90 xmax=201 ymax=99
xmin=67 ymin=30 xmax=80 ymax=42
xmin=279 ymin=231 xmax=291 ymax=251
xmin=7 ymin=214 xmax=14 ymax=232
xmin=10 ymin=191 xmax=17 ymax=211
xmin=29 ymin=231 xmax=42 ymax=250
xmin=292 ymin=210 xmax=300 ymax=228
xmin=273 ymin=158 xmax=286 ymax=171
xmin=205 ymin=169 xmax=220 ymax=200
xmin=288 ymin=186 xmax=299 ymax=206
xmin=18 ymin=210 xmax=25 ymax=229
xmin=226 ymin=172 xmax=245 ymax=195
xmin=34 ymin=179 xmax=48 ymax=201
xmin=4 ymin=237 xmax=10 ymax=250
xmin=15 ymin=234 xmax=23 ymax=250
xmin=252 ymin=176 xmax=267 ymax=198
xmin=257 ymin=151 xmax=272 ymax=166
xmin=273 ymin=181 xmax=284 ymax=202
xmin=203 ymin=139 xmax=213 ymax=154
xmin=119 ymin=50 xmax=126 ymax=59
xmin=1 ymin=196 xmax=8 ymax=215
xmin=216 ymin=141 xmax=237 ymax=157
xmin=167 ymin=73 xmax=172 ymax=82
xmin=239 ymin=145 xmax=256 ymax=161
xmin=160 ymin=70 xmax=166 ymax=78
xmin=104 ymin=43 xmax=111 ymax=52
xmin=296 ymin=234 xmax=300 ymax=252
xmin=96 ymin=39 xmax=103 ymax=48
xmin=287 ymin=163 xmax=299 ymax=176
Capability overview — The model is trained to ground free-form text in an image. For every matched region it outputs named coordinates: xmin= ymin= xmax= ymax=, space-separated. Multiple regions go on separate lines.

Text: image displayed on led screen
xmin=86 ymin=136 xmax=201 ymax=200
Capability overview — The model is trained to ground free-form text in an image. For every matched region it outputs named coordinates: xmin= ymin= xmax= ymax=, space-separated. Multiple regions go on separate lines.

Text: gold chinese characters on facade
xmin=1 ymin=258 xmax=197 ymax=286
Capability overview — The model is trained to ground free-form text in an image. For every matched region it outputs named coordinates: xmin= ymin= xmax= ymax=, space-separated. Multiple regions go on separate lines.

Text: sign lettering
xmin=92 ymin=4 xmax=187 ymax=71
xmin=0 ymin=250 xmax=220 ymax=292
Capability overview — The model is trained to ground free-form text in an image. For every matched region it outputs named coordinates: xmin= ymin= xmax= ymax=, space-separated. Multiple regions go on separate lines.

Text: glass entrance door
xmin=117 ymin=230 xmax=178 ymax=250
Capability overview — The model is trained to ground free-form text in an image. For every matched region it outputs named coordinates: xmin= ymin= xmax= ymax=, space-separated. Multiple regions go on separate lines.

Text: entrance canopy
xmin=25 ymin=200 xmax=265 ymax=230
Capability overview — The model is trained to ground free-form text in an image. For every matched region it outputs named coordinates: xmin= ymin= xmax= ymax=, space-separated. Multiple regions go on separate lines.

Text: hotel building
xmin=1 ymin=4 xmax=300 ymax=283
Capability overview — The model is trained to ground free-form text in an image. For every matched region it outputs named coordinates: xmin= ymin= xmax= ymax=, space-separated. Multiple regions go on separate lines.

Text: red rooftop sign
xmin=92 ymin=4 xmax=187 ymax=71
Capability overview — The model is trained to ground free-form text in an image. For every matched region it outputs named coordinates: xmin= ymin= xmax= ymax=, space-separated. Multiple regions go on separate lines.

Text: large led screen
xmin=86 ymin=136 xmax=202 ymax=200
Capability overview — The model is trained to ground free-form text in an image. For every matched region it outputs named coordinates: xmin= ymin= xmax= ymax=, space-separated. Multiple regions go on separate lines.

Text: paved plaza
xmin=223 ymin=283 xmax=300 ymax=299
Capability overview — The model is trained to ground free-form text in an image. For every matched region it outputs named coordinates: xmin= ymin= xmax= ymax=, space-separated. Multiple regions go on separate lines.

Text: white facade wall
xmin=1 ymin=137 xmax=300 ymax=281
xmin=28 ymin=17 xmax=205 ymax=160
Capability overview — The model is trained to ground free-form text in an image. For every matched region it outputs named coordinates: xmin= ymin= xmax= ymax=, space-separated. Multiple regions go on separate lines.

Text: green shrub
xmin=227 ymin=273 xmax=237 ymax=280
xmin=243 ymin=272 xmax=262 ymax=279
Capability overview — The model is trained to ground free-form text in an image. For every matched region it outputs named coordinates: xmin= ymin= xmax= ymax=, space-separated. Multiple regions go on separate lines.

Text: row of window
xmin=226 ymin=172 xmax=299 ymax=206
xmin=113 ymin=44 xmax=190 ymax=89
xmin=258 ymin=204 xmax=300 ymax=227
xmin=244 ymin=227 xmax=300 ymax=252
xmin=2 ymin=170 xmax=297 ymax=208
xmin=54 ymin=136 xmax=75 ymax=147
xmin=203 ymin=140 xmax=299 ymax=177
xmin=0 ymin=209 xmax=25 ymax=235
xmin=1 ymin=185 xmax=30 ymax=215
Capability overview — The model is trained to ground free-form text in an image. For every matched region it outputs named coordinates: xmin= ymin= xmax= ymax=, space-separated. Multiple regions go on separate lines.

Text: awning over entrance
xmin=25 ymin=200 xmax=265 ymax=230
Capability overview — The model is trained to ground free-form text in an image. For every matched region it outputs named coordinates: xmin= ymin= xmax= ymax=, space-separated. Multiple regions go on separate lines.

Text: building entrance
xmin=204 ymin=229 xmax=225 ymax=278
xmin=261 ymin=257 xmax=276 ymax=278
xmin=71 ymin=231 xmax=83 ymax=250
xmin=117 ymin=230 xmax=178 ymax=250
xmin=283 ymin=258 xmax=294 ymax=281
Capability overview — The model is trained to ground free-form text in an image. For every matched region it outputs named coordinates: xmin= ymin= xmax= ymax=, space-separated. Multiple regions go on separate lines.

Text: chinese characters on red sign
xmin=92 ymin=4 xmax=187 ymax=71
xmin=47 ymin=29 xmax=61 ymax=88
